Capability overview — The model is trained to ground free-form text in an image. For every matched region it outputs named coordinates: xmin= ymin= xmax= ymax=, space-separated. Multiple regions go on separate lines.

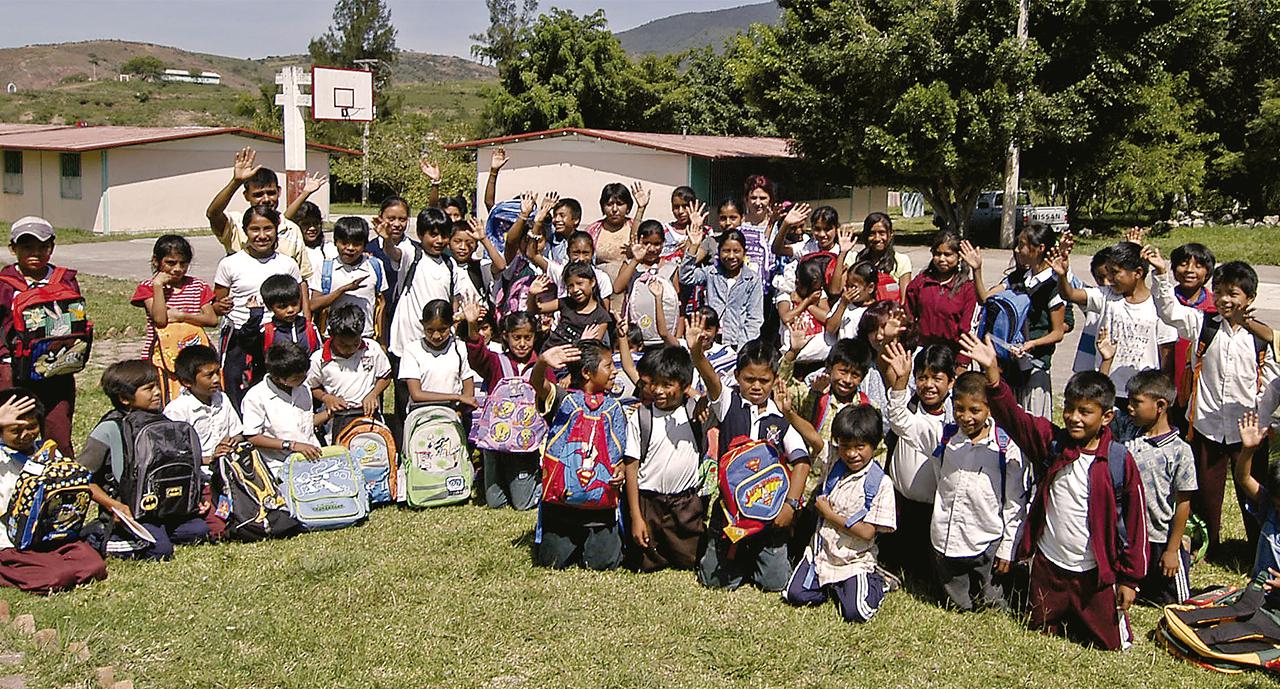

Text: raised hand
xmin=529 ymin=275 xmax=553 ymax=296
xmin=1047 ymin=246 xmax=1070 ymax=277
xmin=489 ymin=147 xmax=509 ymax=172
xmin=787 ymin=318 xmax=811 ymax=354
xmin=684 ymin=312 xmax=708 ymax=353
xmin=631 ymin=181 xmax=650 ymax=208
xmin=1057 ymin=231 xmax=1075 ymax=257
xmin=460 ymin=297 xmax=484 ymax=325
xmin=467 ymin=216 xmax=484 ymax=241
xmin=371 ymin=215 xmax=390 ymax=240
xmin=783 ymin=202 xmax=812 ymax=228
xmin=881 ymin=341 xmax=913 ymax=387
xmin=537 ymin=191 xmax=559 ymax=219
xmin=959 ymin=240 xmax=983 ymax=271
xmin=688 ymin=199 xmax=708 ymax=231
xmin=1239 ymin=412 xmax=1265 ymax=450
xmin=581 ymin=322 xmax=608 ymax=341
xmin=420 ymin=159 xmax=441 ymax=183
xmin=0 ymin=394 xmax=37 ymax=427
xmin=773 ymin=384 xmax=793 ymax=417
xmin=1125 ymin=226 xmax=1148 ymax=245
xmin=1095 ymin=325 xmax=1116 ymax=361
xmin=1142 ymin=244 xmax=1169 ymax=275
xmin=520 ymin=190 xmax=536 ymax=217
xmin=232 ymin=147 xmax=261 ymax=183
xmin=960 ymin=332 xmax=998 ymax=370
xmin=837 ymin=225 xmax=857 ymax=253
xmin=686 ymin=221 xmax=706 ymax=250
xmin=301 ymin=171 xmax=327 ymax=195
xmin=629 ymin=240 xmax=650 ymax=264
xmin=541 ymin=344 xmax=581 ymax=370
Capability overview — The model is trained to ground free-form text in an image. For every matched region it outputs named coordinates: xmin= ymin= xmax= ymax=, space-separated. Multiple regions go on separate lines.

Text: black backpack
xmin=107 ymin=410 xmax=203 ymax=522
xmin=210 ymin=442 xmax=300 ymax=542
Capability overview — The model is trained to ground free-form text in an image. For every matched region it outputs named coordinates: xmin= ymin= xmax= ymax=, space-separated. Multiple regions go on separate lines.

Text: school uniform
xmin=306 ymin=338 xmax=392 ymax=436
xmin=905 ymin=271 xmax=978 ymax=359
xmin=624 ymin=398 xmax=706 ymax=572
xmin=783 ymin=453 xmax=896 ymax=623
xmin=0 ymin=444 xmax=106 ymax=594
xmin=397 ymin=335 xmax=477 ymax=396
xmin=305 ymin=242 xmax=339 ymax=279
xmin=678 ymin=257 xmax=763 ymax=349
xmin=1125 ymin=431 xmax=1197 ymax=605
xmin=240 ymin=377 xmax=320 ymax=477
xmin=163 ymin=389 xmax=243 ymax=461
xmin=1152 ymin=273 xmax=1279 ymax=554
xmin=696 ymin=390 xmax=811 ymax=592
xmin=317 ymin=255 xmax=389 ymax=338
xmin=212 ymin=251 xmax=303 ymax=410
xmin=882 ymin=388 xmax=951 ymax=579
xmin=468 ymin=343 xmax=543 ymax=511
xmin=1001 ymin=268 xmax=1068 ymax=419
xmin=215 ymin=212 xmax=314 ymax=282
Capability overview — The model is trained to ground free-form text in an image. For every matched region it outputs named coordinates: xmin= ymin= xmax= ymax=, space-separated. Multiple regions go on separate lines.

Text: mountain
xmin=0 ymin=39 xmax=493 ymax=91
xmin=615 ymin=2 xmax=780 ymax=55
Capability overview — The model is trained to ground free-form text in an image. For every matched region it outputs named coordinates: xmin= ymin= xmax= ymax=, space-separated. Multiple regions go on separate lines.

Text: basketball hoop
xmin=312 ymin=67 xmax=374 ymax=122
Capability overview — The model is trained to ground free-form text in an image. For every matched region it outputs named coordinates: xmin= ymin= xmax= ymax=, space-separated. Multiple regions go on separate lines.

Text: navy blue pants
xmin=783 ymin=552 xmax=886 ymax=623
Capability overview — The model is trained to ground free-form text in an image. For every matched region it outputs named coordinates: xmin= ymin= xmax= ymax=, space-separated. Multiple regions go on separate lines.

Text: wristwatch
xmin=281 ymin=440 xmax=293 ymax=452
xmin=784 ymin=497 xmax=802 ymax=511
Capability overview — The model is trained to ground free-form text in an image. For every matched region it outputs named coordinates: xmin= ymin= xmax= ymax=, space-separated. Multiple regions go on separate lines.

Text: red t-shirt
xmin=130 ymin=276 xmax=214 ymax=359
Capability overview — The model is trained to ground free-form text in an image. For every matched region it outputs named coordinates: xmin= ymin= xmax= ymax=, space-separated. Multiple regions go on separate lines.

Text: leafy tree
xmin=471 ymin=0 xmax=539 ymax=82
xmin=737 ymin=0 xmax=1038 ymax=232
xmin=639 ymin=46 xmax=777 ymax=137
xmin=308 ymin=0 xmax=398 ymax=91
xmin=121 ymin=56 xmax=165 ymax=82
xmin=330 ymin=116 xmax=473 ymax=208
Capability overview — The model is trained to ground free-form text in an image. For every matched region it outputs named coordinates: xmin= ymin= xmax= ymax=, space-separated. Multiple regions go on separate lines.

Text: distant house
xmin=0 ymin=123 xmax=358 ymax=233
xmin=445 ymin=127 xmax=888 ymax=225
xmin=161 ymin=69 xmax=221 ymax=86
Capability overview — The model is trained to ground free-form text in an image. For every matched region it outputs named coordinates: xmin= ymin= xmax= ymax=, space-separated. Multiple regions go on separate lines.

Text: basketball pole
xmin=275 ymin=66 xmax=312 ymax=206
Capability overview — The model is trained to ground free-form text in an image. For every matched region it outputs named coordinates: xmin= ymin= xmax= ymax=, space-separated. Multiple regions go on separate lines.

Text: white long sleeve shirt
xmin=884 ymin=387 xmax=950 ymax=503
xmin=930 ymin=419 xmax=1029 ymax=561
xmin=1152 ymin=274 xmax=1280 ymax=443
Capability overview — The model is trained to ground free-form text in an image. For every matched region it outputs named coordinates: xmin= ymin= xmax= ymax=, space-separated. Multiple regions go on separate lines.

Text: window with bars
xmin=59 ymin=152 xmax=81 ymax=199
xmin=2 ymin=150 xmax=20 ymax=195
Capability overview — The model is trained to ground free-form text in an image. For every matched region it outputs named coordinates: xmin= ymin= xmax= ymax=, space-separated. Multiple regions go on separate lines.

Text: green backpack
xmin=400 ymin=406 xmax=471 ymax=508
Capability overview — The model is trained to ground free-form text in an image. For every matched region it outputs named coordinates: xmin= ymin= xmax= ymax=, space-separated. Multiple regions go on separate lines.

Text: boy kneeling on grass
xmin=961 ymin=332 xmax=1149 ymax=651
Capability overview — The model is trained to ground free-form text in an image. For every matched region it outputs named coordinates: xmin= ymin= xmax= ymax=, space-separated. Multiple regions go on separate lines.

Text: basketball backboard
xmin=311 ymin=66 xmax=374 ymax=122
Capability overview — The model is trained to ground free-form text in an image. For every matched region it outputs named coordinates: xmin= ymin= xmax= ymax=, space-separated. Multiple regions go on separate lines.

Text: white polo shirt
xmin=163 ymin=389 xmax=243 ymax=460
xmin=397 ymin=335 xmax=477 ymax=395
xmin=389 ymin=252 xmax=479 ymax=357
xmin=305 ymin=338 xmax=392 ymax=406
xmin=213 ymin=251 xmax=302 ymax=328
xmin=319 ymin=255 xmax=389 ymax=337
xmin=240 ymin=376 xmax=320 ymax=475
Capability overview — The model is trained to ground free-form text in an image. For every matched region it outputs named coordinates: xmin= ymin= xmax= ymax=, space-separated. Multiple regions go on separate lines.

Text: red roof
xmin=0 ymin=123 xmax=360 ymax=155
xmin=445 ymin=127 xmax=794 ymax=160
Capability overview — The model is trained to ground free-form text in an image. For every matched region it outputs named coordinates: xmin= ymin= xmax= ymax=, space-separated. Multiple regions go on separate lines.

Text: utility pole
xmin=1000 ymin=0 xmax=1030 ymax=249
xmin=274 ymin=66 xmax=312 ymax=206
xmin=353 ymin=59 xmax=380 ymax=207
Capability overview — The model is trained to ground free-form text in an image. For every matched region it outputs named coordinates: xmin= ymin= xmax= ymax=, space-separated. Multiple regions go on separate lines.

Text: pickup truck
xmin=969 ymin=191 xmax=1069 ymax=242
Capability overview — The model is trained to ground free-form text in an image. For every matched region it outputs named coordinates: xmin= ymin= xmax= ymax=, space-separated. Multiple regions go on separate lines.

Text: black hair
xmin=101 ymin=359 xmax=158 ymax=410
xmin=568 ymin=230 xmax=594 ymax=249
xmin=1064 ymin=371 xmax=1116 ymax=412
xmin=241 ymin=204 xmax=281 ymax=232
xmin=1213 ymin=260 xmax=1258 ymax=299
xmin=831 ymin=405 xmax=882 ymax=445
xmin=1017 ymin=221 xmax=1057 ymax=254
xmin=635 ymin=219 xmax=664 ymax=240
xmin=416 ymin=207 xmax=453 ymax=239
xmin=599 ymin=183 xmax=634 ymax=212
xmin=649 ymin=345 xmax=694 ymax=389
xmin=420 ymin=299 xmax=454 ymax=325
xmin=151 ymin=234 xmax=193 ymax=266
xmin=500 ymin=311 xmax=535 ymax=336
xmin=0 ymin=387 xmax=43 ymax=424
xmin=1108 ymin=241 xmax=1148 ymax=276
xmin=857 ymin=212 xmax=897 ymax=273
xmin=635 ymin=348 xmax=659 ymax=381
xmin=442 ymin=195 xmax=469 ymax=217
xmin=379 ymin=195 xmax=410 ymax=216
xmin=795 ymin=252 xmax=834 ymax=299
xmin=451 ymin=220 xmax=473 ymax=240
xmin=332 ymin=216 xmax=370 ymax=245
xmin=856 ymin=300 xmax=918 ymax=351
xmin=265 ymin=341 xmax=309 ymax=380
xmin=554 ymin=198 xmax=583 ymax=223
xmin=671 ymin=186 xmax=697 ymax=204
xmin=295 ymin=201 xmax=323 ymax=226
xmin=718 ymin=197 xmax=743 ymax=215
xmin=696 ymin=305 xmax=721 ymax=330
xmin=952 ymin=371 xmax=989 ymax=402
xmin=736 ymin=339 xmax=779 ymax=374
xmin=718 ymin=228 xmax=748 ymax=251
xmin=570 ymin=339 xmax=610 ymax=388
xmin=826 ymin=338 xmax=873 ymax=377
xmin=260 ymin=274 xmax=302 ymax=309
xmin=626 ymin=320 xmax=645 ymax=349
xmin=174 ymin=344 xmax=220 ymax=384
xmin=925 ymin=230 xmax=971 ymax=294
xmin=846 ymin=261 xmax=879 ymax=295
xmin=1171 ymin=243 xmax=1216 ymax=275
xmin=327 ymin=303 xmax=366 ymax=339
xmin=561 ymin=260 xmax=598 ymax=289
xmin=914 ymin=344 xmax=957 ymax=379
xmin=1090 ymin=245 xmax=1113 ymax=282
xmin=245 ymin=167 xmax=278 ymax=191
xmin=1126 ymin=369 xmax=1175 ymax=405
xmin=811 ymin=205 xmax=839 ymax=230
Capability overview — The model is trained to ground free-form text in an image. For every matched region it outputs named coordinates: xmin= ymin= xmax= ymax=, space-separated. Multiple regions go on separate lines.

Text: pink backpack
xmin=469 ymin=356 xmax=547 ymax=454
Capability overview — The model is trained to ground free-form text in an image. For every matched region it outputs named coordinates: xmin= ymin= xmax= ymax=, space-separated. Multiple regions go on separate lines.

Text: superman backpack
xmin=0 ymin=267 xmax=93 ymax=383
xmin=541 ymin=390 xmax=626 ymax=509
xmin=334 ymin=416 xmax=398 ymax=506
xmin=717 ymin=437 xmax=790 ymax=543
xmin=3 ymin=440 xmax=94 ymax=551
xmin=470 ymin=356 xmax=546 ymax=454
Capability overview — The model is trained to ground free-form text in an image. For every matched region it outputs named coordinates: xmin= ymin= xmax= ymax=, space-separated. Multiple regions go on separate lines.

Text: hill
xmin=615 ymin=2 xmax=780 ymax=55
xmin=0 ymin=39 xmax=493 ymax=92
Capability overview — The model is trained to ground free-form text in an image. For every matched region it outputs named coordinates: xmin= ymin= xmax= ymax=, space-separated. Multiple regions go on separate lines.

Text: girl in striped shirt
xmin=130 ymin=235 xmax=219 ymax=360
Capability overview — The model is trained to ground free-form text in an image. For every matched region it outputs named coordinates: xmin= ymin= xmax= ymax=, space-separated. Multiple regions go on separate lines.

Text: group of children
xmin=0 ymin=148 xmax=1277 ymax=657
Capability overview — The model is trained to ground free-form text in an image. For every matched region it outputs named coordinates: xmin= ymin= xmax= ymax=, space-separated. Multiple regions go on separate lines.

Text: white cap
xmin=9 ymin=216 xmax=55 ymax=243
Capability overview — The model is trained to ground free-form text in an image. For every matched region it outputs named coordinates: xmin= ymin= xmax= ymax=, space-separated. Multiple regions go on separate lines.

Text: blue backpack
xmin=483 ymin=199 xmax=528 ymax=257
xmin=320 ymin=257 xmax=384 ymax=295
xmin=801 ymin=459 xmax=886 ymax=589
xmin=283 ymin=446 xmax=370 ymax=530
xmin=977 ymin=290 xmax=1032 ymax=361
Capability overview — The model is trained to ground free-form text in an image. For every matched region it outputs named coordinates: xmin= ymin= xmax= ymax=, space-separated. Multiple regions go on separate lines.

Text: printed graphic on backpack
xmin=283 ymin=446 xmax=369 ymax=529
xmin=541 ymin=392 xmax=625 ymax=509
xmin=718 ymin=438 xmax=789 ymax=543
xmin=335 ymin=417 xmax=398 ymax=505
xmin=401 ymin=406 xmax=472 ymax=507
xmin=470 ymin=357 xmax=546 ymax=454
xmin=3 ymin=440 xmax=93 ymax=551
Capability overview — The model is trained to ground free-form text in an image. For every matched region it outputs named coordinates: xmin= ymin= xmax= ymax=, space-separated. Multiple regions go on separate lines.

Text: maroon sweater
xmin=904 ymin=271 xmax=977 ymax=350
xmin=988 ymin=379 xmax=1149 ymax=588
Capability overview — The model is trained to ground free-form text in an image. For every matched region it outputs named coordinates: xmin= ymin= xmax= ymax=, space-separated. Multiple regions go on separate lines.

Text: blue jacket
xmin=678 ymin=255 xmax=763 ymax=348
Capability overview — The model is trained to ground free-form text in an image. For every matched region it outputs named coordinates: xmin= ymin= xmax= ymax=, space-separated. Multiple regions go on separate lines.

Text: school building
xmin=0 ymin=123 xmax=358 ymax=233
xmin=446 ymin=127 xmax=889 ymax=224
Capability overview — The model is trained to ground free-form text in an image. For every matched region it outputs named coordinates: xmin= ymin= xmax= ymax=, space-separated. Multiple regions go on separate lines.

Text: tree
xmin=309 ymin=0 xmax=398 ymax=91
xmin=470 ymin=0 xmax=539 ymax=82
xmin=738 ymin=0 xmax=1039 ymax=233
xmin=330 ymin=116 xmax=473 ymax=208
xmin=121 ymin=56 xmax=165 ymax=82
xmin=638 ymin=46 xmax=777 ymax=137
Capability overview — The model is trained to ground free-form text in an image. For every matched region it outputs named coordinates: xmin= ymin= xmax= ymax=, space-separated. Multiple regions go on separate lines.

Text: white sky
xmin=0 ymin=0 xmax=759 ymax=59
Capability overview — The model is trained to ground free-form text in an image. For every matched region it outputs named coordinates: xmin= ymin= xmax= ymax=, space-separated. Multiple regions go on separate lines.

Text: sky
xmin=0 ymin=0 xmax=758 ymax=59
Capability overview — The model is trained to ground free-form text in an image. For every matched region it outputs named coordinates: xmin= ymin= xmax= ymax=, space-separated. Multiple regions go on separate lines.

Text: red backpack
xmin=0 ymin=267 xmax=93 ymax=382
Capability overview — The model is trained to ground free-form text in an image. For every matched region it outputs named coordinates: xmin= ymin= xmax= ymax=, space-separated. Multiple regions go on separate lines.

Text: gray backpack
xmin=115 ymin=410 xmax=203 ymax=522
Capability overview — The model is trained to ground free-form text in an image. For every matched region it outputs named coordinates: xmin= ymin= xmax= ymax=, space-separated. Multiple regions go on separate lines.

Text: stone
xmin=31 ymin=628 xmax=56 ymax=651
xmin=67 ymin=641 xmax=89 ymax=663
xmin=1192 ymin=219 xmax=1205 ymax=227
xmin=0 ymin=675 xmax=27 ymax=689
xmin=0 ymin=600 xmax=9 ymax=623
xmin=110 ymin=681 xmax=133 ymax=689
xmin=1191 ymin=210 xmax=1204 ymax=218
xmin=95 ymin=666 xmax=114 ymax=689
xmin=1264 ymin=215 xmax=1280 ymax=225
xmin=10 ymin=615 xmax=34 ymax=636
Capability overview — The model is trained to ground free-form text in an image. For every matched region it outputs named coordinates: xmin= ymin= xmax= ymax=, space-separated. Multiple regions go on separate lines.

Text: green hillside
xmin=615 ymin=2 xmax=780 ymax=54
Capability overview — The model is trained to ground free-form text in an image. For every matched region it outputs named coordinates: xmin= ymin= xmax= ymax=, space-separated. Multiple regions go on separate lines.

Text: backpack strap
xmin=263 ymin=322 xmax=276 ymax=352
xmin=321 ymin=259 xmax=334 ymax=294
xmin=398 ymin=245 xmax=425 ymax=299
xmin=370 ymin=256 xmax=385 ymax=294
xmin=815 ymin=393 xmax=830 ymax=430
xmin=1105 ymin=440 xmax=1130 ymax=547
xmin=638 ymin=404 xmax=653 ymax=464
xmin=932 ymin=423 xmax=960 ymax=460
xmin=994 ymin=425 xmax=1011 ymax=509
xmin=497 ymin=353 xmax=516 ymax=380
xmin=305 ymin=319 xmax=321 ymax=353
xmin=1185 ymin=316 xmax=1225 ymax=439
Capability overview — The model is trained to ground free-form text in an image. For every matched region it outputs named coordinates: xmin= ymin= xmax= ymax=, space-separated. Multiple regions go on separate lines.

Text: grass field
xmin=1071 ymin=224 xmax=1280 ymax=266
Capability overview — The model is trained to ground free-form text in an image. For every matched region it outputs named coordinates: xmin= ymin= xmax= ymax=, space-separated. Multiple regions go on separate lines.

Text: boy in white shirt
xmin=308 ymin=304 xmax=393 ymax=437
xmin=241 ymin=341 xmax=328 ymax=477
xmin=163 ymin=345 xmax=242 ymax=465
xmin=623 ymin=345 xmax=706 ymax=572
xmin=884 ymin=343 xmax=1027 ymax=610
xmin=310 ymin=217 xmax=388 ymax=339
xmin=1146 ymin=247 xmax=1279 ymax=559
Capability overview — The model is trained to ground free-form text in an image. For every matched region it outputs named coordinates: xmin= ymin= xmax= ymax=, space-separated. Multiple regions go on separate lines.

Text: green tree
xmin=121 ymin=56 xmax=165 ymax=82
xmin=738 ymin=0 xmax=1038 ymax=232
xmin=309 ymin=0 xmax=398 ymax=91
xmin=330 ymin=116 xmax=473 ymax=208
xmin=470 ymin=0 xmax=539 ymax=82
xmin=639 ymin=46 xmax=777 ymax=137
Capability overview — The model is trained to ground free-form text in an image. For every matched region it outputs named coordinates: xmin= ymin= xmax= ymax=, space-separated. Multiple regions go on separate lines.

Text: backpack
xmin=400 ymin=405 xmax=471 ymax=507
xmin=150 ymin=322 xmax=212 ymax=406
xmin=398 ymin=245 xmax=455 ymax=301
xmin=800 ymin=458 xmax=886 ymax=591
xmin=469 ymin=356 xmax=546 ymax=454
xmin=492 ymin=254 xmax=537 ymax=319
xmin=1178 ymin=315 xmax=1269 ymax=439
xmin=334 ymin=416 xmax=398 ymax=506
xmin=283 ymin=445 xmax=369 ymax=529
xmin=977 ymin=289 xmax=1033 ymax=362
xmin=1048 ymin=435 xmax=1132 ymax=546
xmin=874 ymin=270 xmax=900 ymax=302
xmin=319 ymin=257 xmax=384 ymax=296
xmin=3 ymin=440 xmax=93 ymax=551
xmin=263 ymin=318 xmax=322 ymax=356
xmin=210 ymin=442 xmax=301 ymax=542
xmin=113 ymin=410 xmax=203 ymax=522
xmin=0 ymin=267 xmax=93 ymax=382
xmin=717 ymin=437 xmax=790 ymax=543
xmin=1157 ymin=572 xmax=1280 ymax=674
xmin=627 ymin=263 xmax=680 ymax=347
xmin=540 ymin=390 xmax=626 ymax=510
xmin=483 ymin=199 xmax=528 ymax=257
